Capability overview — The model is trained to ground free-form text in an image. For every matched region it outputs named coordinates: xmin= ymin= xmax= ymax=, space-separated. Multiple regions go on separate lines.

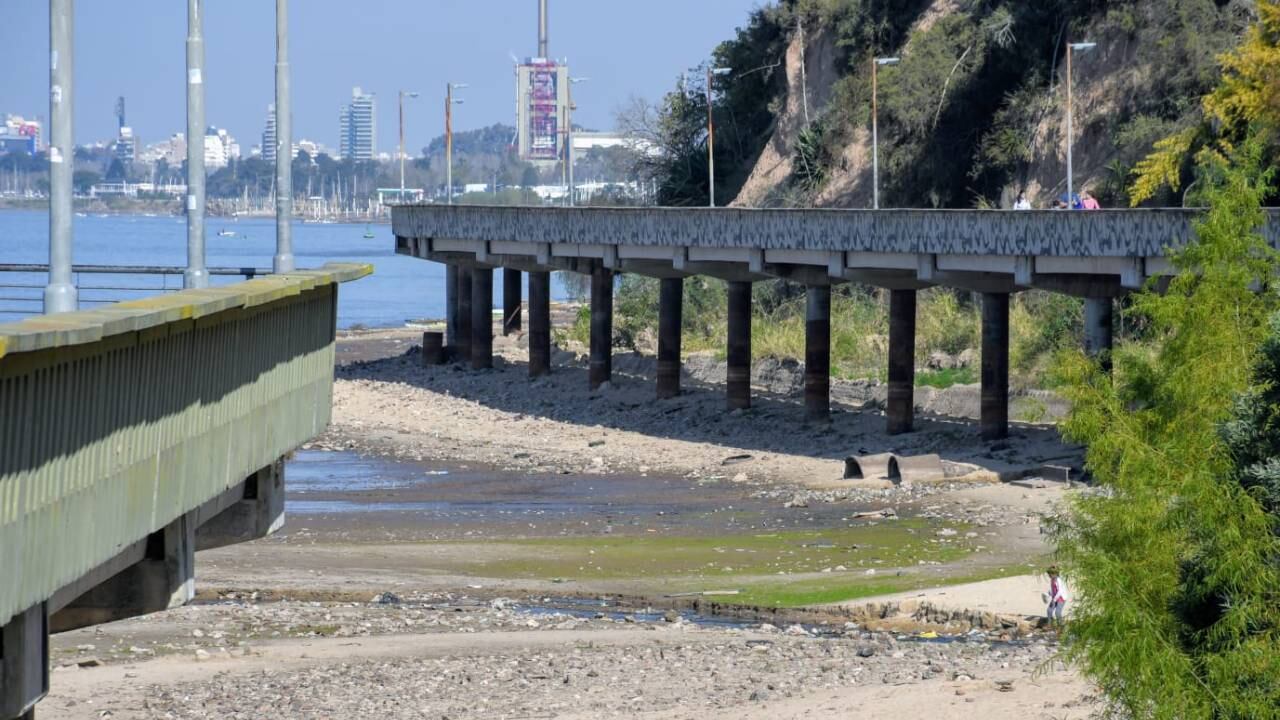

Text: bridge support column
xmin=727 ymin=281 xmax=752 ymax=410
xmin=1084 ymin=297 xmax=1114 ymax=373
xmin=805 ymin=285 xmax=831 ymax=423
xmin=456 ymin=268 xmax=473 ymax=363
xmin=195 ymin=462 xmax=285 ymax=551
xmin=51 ymin=513 xmax=195 ymax=633
xmin=0 ymin=603 xmax=47 ymax=720
xmin=981 ymin=292 xmax=1010 ymax=441
xmin=529 ymin=270 xmax=552 ymax=377
xmin=503 ymin=269 xmax=522 ymax=336
xmin=472 ymin=267 xmax=494 ymax=370
xmin=445 ymin=265 xmax=460 ymax=358
xmin=590 ymin=266 xmax=614 ymax=390
xmin=887 ymin=289 xmax=917 ymax=435
xmin=657 ymin=277 xmax=683 ymax=399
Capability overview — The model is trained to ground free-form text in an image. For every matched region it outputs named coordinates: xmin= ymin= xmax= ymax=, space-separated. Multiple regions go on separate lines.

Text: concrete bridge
xmin=0 ymin=263 xmax=368 ymax=719
xmin=393 ymin=205 xmax=1280 ymax=439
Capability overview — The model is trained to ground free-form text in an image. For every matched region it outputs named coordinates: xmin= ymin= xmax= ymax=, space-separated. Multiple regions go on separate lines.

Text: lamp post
xmin=871 ymin=56 xmax=899 ymax=211
xmin=184 ymin=0 xmax=209 ymax=288
xmin=566 ymin=76 xmax=588 ymax=207
xmin=445 ymin=82 xmax=467 ymax=204
xmin=398 ymin=90 xmax=419 ymax=200
xmin=273 ymin=0 xmax=294 ymax=273
xmin=706 ymin=66 xmax=732 ymax=208
xmin=45 ymin=0 xmax=76 ymax=313
xmin=1065 ymin=42 xmax=1096 ymax=207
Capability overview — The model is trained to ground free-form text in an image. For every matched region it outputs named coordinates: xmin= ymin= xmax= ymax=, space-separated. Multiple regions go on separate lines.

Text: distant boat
xmin=362 ymin=225 xmax=376 ymax=239
xmin=217 ymin=229 xmax=236 ymax=237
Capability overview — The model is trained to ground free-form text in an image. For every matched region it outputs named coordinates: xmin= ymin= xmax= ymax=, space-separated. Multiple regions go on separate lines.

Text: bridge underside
xmin=0 ymin=263 xmax=369 ymax=720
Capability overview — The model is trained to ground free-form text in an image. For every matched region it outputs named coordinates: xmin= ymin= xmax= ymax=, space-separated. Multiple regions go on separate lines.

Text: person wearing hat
xmin=1044 ymin=566 xmax=1070 ymax=628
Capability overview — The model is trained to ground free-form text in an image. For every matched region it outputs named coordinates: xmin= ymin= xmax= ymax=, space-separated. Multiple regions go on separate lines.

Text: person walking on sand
xmin=1045 ymin=566 xmax=1069 ymax=628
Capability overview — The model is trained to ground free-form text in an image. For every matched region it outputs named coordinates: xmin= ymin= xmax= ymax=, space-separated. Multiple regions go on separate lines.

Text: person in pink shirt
xmin=1045 ymin=566 xmax=1070 ymax=628
xmin=1080 ymin=190 xmax=1101 ymax=210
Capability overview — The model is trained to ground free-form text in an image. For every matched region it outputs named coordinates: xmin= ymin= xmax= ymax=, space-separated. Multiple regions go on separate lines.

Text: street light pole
xmin=184 ymin=0 xmax=208 ymax=288
xmin=1066 ymin=42 xmax=1095 ymax=207
xmin=445 ymin=82 xmax=466 ymax=205
xmin=45 ymin=0 xmax=77 ymax=313
xmin=567 ymin=76 xmax=588 ymax=207
xmin=399 ymin=90 xmax=419 ymax=199
xmin=872 ymin=56 xmax=899 ymax=211
xmin=706 ymin=67 xmax=731 ymax=208
xmin=273 ymin=0 xmax=294 ymax=273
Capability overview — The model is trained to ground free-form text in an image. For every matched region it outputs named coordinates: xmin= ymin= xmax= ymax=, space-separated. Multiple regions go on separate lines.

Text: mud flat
xmin=36 ymin=327 xmax=1102 ymax=718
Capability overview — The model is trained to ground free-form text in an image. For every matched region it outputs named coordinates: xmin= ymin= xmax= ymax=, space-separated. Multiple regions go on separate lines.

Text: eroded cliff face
xmin=731 ymin=1 xmax=1239 ymax=210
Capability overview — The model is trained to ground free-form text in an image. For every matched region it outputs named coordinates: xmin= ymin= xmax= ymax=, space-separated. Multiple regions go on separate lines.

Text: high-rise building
xmin=1 ymin=115 xmax=42 ymax=156
xmin=204 ymin=127 xmax=239 ymax=169
xmin=262 ymin=104 xmax=278 ymax=163
xmin=339 ymin=87 xmax=376 ymax=161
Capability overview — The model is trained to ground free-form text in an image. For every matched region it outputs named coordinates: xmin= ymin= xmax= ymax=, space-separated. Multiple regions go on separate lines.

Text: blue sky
xmin=0 ymin=1 xmax=766 ymax=155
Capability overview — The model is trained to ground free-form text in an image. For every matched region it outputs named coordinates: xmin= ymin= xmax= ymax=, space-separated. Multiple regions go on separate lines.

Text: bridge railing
xmin=0 ymin=265 xmax=273 ymax=320
xmin=0 ymin=262 xmax=369 ymax=707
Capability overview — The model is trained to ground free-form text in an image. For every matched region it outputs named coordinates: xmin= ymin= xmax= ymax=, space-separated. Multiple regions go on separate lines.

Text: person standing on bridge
xmin=1014 ymin=192 xmax=1032 ymax=210
xmin=1080 ymin=190 xmax=1101 ymax=210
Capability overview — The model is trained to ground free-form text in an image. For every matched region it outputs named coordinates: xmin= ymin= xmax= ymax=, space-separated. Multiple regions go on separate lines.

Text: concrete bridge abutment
xmin=503 ymin=269 xmax=522 ymax=336
xmin=528 ymin=270 xmax=552 ymax=377
xmin=981 ymin=292 xmax=1010 ymax=441
xmin=590 ymin=267 xmax=614 ymax=390
xmin=472 ymin=268 xmax=495 ymax=370
xmin=726 ymin=281 xmax=752 ymax=410
xmin=195 ymin=462 xmax=286 ymax=552
xmin=657 ymin=277 xmax=683 ymax=399
xmin=805 ymin=285 xmax=832 ymax=424
xmin=887 ymin=289 xmax=917 ymax=435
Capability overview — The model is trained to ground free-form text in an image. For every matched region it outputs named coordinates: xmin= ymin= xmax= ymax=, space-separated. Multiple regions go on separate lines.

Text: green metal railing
xmin=0 ymin=262 xmax=370 ymax=628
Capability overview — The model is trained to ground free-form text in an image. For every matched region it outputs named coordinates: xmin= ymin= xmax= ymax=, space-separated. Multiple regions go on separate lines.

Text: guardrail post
xmin=726 ymin=281 xmax=752 ymax=410
xmin=887 ymin=289 xmax=917 ymax=435
xmin=657 ymin=277 xmax=683 ymax=399
xmin=44 ymin=0 xmax=77 ymax=314
xmin=589 ymin=266 xmax=614 ymax=390
xmin=528 ymin=270 xmax=552 ymax=377
xmin=471 ymin=267 xmax=494 ymax=369
xmin=503 ymin=269 xmax=522 ymax=336
xmin=805 ymin=285 xmax=831 ymax=423
xmin=981 ymin=292 xmax=1010 ymax=440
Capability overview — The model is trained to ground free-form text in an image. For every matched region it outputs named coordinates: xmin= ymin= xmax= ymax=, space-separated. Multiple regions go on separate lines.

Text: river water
xmin=0 ymin=210 xmax=571 ymax=328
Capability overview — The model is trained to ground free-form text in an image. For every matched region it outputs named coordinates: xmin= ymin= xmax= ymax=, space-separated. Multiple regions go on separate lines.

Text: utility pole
xmin=706 ymin=67 xmax=731 ymax=208
xmin=445 ymin=83 xmax=466 ymax=204
xmin=185 ymin=0 xmax=209 ymax=288
xmin=566 ymin=76 xmax=587 ymax=207
xmin=399 ymin=90 xmax=419 ymax=199
xmin=1065 ymin=42 xmax=1095 ymax=207
xmin=46 ymin=0 xmax=77 ymax=313
xmin=273 ymin=0 xmax=294 ymax=273
xmin=872 ymin=56 xmax=900 ymax=210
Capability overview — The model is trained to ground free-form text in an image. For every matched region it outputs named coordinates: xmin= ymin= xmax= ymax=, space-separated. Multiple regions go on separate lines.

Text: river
xmin=0 ymin=209 xmax=571 ymax=328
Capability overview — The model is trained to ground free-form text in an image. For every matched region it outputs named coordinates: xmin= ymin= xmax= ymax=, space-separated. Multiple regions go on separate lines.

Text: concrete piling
xmin=503 ymin=268 xmax=522 ymax=336
xmin=1084 ymin=297 xmax=1114 ymax=373
xmin=528 ymin=270 xmax=552 ymax=377
xmin=471 ymin=268 xmax=494 ymax=370
xmin=0 ymin=603 xmax=47 ymax=720
xmin=805 ymin=285 xmax=831 ymax=423
xmin=726 ymin=281 xmax=752 ymax=410
xmin=456 ymin=268 xmax=473 ymax=363
xmin=887 ymin=289 xmax=917 ymax=435
xmin=657 ymin=277 xmax=683 ymax=399
xmin=421 ymin=332 xmax=445 ymax=366
xmin=590 ymin=266 xmax=614 ymax=390
xmin=981 ymin=292 xmax=1010 ymax=440
xmin=445 ymin=265 xmax=460 ymax=357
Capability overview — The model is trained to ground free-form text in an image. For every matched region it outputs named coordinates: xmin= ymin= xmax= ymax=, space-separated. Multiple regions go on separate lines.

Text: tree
xmin=1052 ymin=139 xmax=1280 ymax=718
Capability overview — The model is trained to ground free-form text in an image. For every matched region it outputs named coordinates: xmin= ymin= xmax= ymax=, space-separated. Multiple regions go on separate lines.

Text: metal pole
xmin=45 ymin=0 xmax=77 ymax=313
xmin=706 ymin=68 xmax=716 ymax=208
xmin=872 ymin=57 xmax=879 ymax=211
xmin=538 ymin=0 xmax=549 ymax=58
xmin=446 ymin=85 xmax=453 ymax=205
xmin=1066 ymin=45 xmax=1073 ymax=207
xmin=273 ymin=0 xmax=294 ymax=273
xmin=399 ymin=92 xmax=406 ymax=194
xmin=184 ymin=0 xmax=209 ymax=288
xmin=567 ymin=81 xmax=575 ymax=207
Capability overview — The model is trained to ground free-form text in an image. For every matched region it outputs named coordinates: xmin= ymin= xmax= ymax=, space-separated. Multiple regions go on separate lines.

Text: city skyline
xmin=0 ymin=1 xmax=762 ymax=157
